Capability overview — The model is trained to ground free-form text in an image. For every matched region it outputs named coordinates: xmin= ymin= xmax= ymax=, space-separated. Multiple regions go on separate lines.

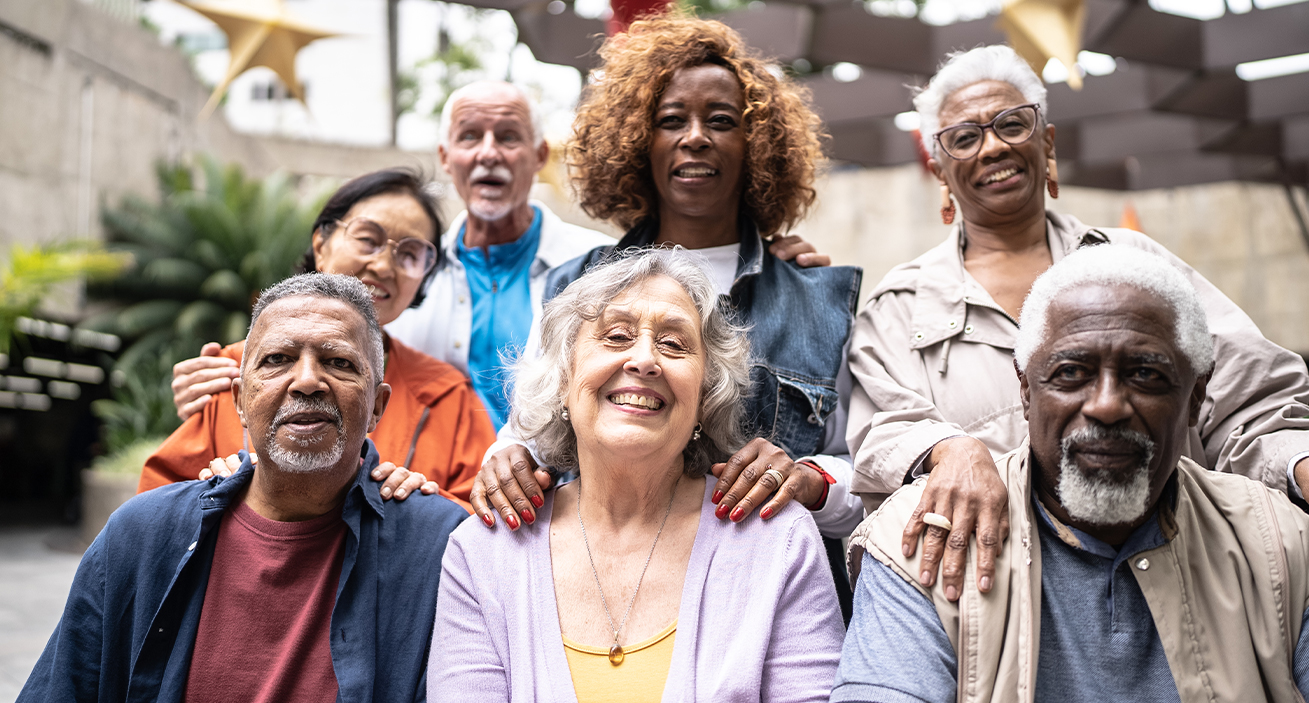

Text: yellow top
xmin=562 ymin=620 xmax=677 ymax=702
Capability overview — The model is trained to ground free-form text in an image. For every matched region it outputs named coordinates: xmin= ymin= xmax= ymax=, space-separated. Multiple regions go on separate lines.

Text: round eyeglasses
xmin=933 ymin=104 xmax=1041 ymax=160
xmin=333 ymin=217 xmax=437 ymax=279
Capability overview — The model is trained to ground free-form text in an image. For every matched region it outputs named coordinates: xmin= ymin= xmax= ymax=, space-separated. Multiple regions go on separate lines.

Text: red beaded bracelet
xmin=799 ymin=461 xmax=836 ymax=511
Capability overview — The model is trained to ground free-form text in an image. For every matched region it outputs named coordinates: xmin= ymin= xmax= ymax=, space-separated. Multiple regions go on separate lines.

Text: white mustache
xmin=470 ymin=164 xmax=513 ymax=185
xmin=273 ymin=396 xmax=343 ymax=431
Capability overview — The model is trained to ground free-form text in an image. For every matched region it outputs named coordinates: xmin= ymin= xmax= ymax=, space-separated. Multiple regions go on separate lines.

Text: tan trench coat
xmin=848 ymin=210 xmax=1309 ymax=510
xmin=849 ymin=441 xmax=1309 ymax=703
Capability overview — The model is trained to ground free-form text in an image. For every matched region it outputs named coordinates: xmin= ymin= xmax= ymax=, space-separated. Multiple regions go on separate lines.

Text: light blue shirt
xmin=456 ymin=206 xmax=541 ymax=429
xmin=833 ymin=491 xmax=1309 ymax=702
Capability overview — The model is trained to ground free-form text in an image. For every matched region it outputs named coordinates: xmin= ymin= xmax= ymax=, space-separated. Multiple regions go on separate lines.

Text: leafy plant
xmin=86 ymin=155 xmax=327 ymax=370
xmin=83 ymin=154 xmax=330 ymax=451
xmin=0 ymin=241 xmax=129 ymax=354
xmin=90 ymin=356 xmax=184 ymax=456
xmin=397 ymin=7 xmax=495 ymax=119
xmin=90 ymin=435 xmax=168 ymax=475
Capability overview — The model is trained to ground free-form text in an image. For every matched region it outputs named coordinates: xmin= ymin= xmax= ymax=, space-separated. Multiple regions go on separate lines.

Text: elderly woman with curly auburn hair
xmin=470 ymin=12 xmax=868 ymax=612
xmin=429 ymin=249 xmax=845 ymax=701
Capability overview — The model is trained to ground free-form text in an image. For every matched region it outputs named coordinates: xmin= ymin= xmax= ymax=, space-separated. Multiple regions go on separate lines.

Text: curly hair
xmin=567 ymin=13 xmax=825 ymax=237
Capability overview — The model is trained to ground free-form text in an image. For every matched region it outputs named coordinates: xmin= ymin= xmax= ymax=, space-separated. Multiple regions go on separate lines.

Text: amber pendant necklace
xmin=577 ymin=475 xmax=679 ymax=666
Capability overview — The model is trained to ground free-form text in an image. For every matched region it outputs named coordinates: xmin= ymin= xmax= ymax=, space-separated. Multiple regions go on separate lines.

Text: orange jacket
xmin=137 ymin=335 xmax=494 ymax=511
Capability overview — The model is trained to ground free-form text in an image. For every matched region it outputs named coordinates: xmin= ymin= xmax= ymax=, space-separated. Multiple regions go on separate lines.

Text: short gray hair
xmin=510 ymin=248 xmax=751 ymax=477
xmin=438 ymin=81 xmax=545 ymax=149
xmin=1014 ymin=245 xmax=1214 ymax=376
xmin=914 ymin=44 xmax=1048 ymax=159
xmin=247 ymin=273 xmax=386 ymax=385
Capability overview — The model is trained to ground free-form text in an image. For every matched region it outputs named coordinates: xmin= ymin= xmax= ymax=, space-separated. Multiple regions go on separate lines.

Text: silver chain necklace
xmin=576 ymin=475 xmax=680 ymax=666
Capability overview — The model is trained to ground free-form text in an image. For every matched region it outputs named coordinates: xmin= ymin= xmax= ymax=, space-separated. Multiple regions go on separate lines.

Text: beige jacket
xmin=849 ymin=441 xmax=1309 ymax=703
xmin=848 ymin=210 xmax=1309 ymax=510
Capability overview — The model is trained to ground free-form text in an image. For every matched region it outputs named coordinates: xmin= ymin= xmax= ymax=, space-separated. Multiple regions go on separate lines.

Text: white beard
xmin=468 ymin=198 xmax=515 ymax=222
xmin=1056 ymin=425 xmax=1156 ymax=527
xmin=263 ymin=397 xmax=347 ymax=474
xmin=467 ymin=164 xmax=516 ymax=222
xmin=266 ymin=435 xmax=346 ymax=474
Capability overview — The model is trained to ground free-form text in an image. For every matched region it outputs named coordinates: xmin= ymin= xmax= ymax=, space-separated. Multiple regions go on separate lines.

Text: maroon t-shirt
xmin=185 ymin=499 xmax=347 ymax=703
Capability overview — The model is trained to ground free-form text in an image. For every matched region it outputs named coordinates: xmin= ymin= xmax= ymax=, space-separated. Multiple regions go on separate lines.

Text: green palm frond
xmin=88 ymin=153 xmax=327 ymax=450
xmin=0 ymin=241 xmax=130 ymax=353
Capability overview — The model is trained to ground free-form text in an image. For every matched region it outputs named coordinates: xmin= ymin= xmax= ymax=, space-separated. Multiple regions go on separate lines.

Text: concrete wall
xmin=0 ymin=0 xmax=434 ymax=254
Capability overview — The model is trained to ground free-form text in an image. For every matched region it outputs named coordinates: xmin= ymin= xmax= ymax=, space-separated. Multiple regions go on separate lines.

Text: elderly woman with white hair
xmin=429 ymin=249 xmax=844 ymax=701
xmin=848 ymin=44 xmax=1309 ymax=604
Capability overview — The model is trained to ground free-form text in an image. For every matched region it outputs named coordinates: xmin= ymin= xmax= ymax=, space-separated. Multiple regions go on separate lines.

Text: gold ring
xmin=762 ymin=468 xmax=785 ymax=487
xmin=923 ymin=512 xmax=953 ymax=531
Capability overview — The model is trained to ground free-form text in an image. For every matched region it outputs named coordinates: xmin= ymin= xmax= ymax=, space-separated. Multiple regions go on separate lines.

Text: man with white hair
xmin=20 ymin=275 xmax=468 ymax=703
xmin=834 ymin=245 xmax=1309 ymax=703
xmin=384 ymin=81 xmax=615 ymax=429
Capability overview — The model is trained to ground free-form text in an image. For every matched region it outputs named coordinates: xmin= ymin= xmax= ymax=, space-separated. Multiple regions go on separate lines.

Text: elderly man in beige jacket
xmin=834 ymin=245 xmax=1309 ymax=703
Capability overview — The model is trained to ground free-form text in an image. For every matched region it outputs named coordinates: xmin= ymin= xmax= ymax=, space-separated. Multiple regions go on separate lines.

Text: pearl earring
xmin=692 ymin=423 xmax=702 ymax=441
xmin=561 ymin=408 xmax=570 ymax=422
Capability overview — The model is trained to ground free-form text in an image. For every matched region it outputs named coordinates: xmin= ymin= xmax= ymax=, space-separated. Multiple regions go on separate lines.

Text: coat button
xmin=947 ymin=320 xmax=957 ymax=328
xmin=453 ymin=341 xmax=462 ymax=349
xmin=964 ymin=325 xmax=974 ymax=334
xmin=914 ymin=332 xmax=924 ymax=340
xmin=808 ymin=413 xmax=819 ymax=424
xmin=458 ymin=296 xmax=466 ymax=304
xmin=1136 ymin=558 xmax=1150 ymax=571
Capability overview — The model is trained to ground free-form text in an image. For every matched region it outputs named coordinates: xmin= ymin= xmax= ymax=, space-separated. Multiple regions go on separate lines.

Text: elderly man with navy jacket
xmin=19 ymin=274 xmax=467 ymax=703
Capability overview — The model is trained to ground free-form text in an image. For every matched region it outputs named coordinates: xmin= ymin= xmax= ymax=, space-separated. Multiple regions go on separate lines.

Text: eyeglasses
xmin=332 ymin=217 xmax=437 ymax=279
xmin=933 ymin=104 xmax=1041 ymax=160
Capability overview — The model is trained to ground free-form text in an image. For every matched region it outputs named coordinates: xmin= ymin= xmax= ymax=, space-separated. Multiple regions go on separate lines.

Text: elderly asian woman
xmin=429 ymin=250 xmax=844 ymax=701
xmin=847 ymin=44 xmax=1309 ymax=603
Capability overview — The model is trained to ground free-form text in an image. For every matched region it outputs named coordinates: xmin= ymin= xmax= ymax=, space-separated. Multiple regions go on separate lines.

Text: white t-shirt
xmin=689 ymin=243 xmax=742 ymax=296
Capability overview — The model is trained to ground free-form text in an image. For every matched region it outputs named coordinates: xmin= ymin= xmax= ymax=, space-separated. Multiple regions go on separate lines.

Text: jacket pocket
xmin=747 ymin=367 xmax=839 ymax=458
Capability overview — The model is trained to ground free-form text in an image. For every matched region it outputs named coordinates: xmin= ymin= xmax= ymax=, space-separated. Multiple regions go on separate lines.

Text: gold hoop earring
xmin=940 ymin=185 xmax=956 ymax=225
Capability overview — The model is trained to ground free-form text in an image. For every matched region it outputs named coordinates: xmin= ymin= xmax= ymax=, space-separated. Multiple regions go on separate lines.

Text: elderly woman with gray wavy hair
xmin=429 ymin=249 xmax=844 ymax=701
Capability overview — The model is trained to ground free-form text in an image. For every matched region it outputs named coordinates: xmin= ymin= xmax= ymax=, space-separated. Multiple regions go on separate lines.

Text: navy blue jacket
xmin=546 ymin=219 xmax=862 ymax=458
xmin=19 ymin=441 xmax=468 ymax=703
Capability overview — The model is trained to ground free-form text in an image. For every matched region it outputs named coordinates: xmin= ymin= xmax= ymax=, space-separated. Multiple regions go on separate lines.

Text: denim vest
xmin=545 ymin=219 xmax=861 ymax=458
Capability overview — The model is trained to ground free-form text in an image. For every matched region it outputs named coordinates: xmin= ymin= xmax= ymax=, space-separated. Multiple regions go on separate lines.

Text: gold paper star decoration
xmin=174 ymin=0 xmax=342 ymax=118
xmin=997 ymin=0 xmax=1086 ymax=90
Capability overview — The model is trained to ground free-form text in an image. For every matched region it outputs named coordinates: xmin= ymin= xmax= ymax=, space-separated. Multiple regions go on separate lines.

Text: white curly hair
xmin=1014 ymin=244 xmax=1214 ymax=376
xmin=913 ymin=44 xmax=1048 ymax=159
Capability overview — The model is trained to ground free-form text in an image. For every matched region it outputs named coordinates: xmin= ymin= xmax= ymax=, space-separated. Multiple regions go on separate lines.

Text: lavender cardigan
xmin=428 ymin=481 xmax=845 ymax=701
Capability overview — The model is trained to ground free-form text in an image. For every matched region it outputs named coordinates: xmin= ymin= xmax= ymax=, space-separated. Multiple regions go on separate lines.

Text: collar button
xmin=1136 ymin=558 xmax=1150 ymax=571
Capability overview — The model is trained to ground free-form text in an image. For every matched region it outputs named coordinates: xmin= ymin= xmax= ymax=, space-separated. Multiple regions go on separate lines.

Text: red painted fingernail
xmin=715 ymin=503 xmax=730 ymax=520
xmin=711 ymin=490 xmax=724 ymax=504
xmin=730 ymin=507 xmax=745 ymax=522
xmin=531 ymin=495 xmax=544 ymax=508
xmin=522 ymin=508 xmax=535 ymax=525
xmin=760 ymin=507 xmax=774 ymax=520
xmin=481 ymin=514 xmax=494 ymax=528
xmin=506 ymin=514 xmax=520 ymax=530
